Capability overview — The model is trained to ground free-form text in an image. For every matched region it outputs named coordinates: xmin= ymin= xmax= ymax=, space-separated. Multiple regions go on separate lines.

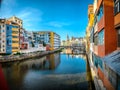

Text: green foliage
xmin=43 ymin=41 xmax=46 ymax=47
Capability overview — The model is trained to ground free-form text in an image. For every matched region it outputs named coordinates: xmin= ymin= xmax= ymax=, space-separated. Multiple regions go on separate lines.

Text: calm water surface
xmin=0 ymin=52 xmax=95 ymax=90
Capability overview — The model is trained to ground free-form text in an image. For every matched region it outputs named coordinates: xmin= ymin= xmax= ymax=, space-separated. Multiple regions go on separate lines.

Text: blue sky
xmin=0 ymin=0 xmax=93 ymax=40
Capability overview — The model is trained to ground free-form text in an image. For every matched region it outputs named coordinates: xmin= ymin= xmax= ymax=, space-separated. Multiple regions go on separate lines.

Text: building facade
xmin=86 ymin=5 xmax=94 ymax=53
xmin=0 ymin=19 xmax=12 ymax=54
xmin=11 ymin=22 xmax=20 ymax=53
xmin=87 ymin=0 xmax=120 ymax=90
xmin=8 ymin=16 xmax=23 ymax=50
xmin=0 ymin=19 xmax=20 ymax=54
xmin=33 ymin=31 xmax=60 ymax=50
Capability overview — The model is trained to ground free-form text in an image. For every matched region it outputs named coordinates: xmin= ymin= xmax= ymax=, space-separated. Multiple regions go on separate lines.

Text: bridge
xmin=60 ymin=45 xmax=86 ymax=54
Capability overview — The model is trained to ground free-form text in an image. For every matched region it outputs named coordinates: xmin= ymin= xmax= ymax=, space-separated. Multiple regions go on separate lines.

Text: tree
xmin=43 ymin=41 xmax=46 ymax=47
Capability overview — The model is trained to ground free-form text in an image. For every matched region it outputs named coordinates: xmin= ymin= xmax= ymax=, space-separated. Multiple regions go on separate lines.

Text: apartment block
xmin=0 ymin=19 xmax=20 ymax=54
xmin=33 ymin=31 xmax=60 ymax=50
xmin=0 ymin=19 xmax=12 ymax=54
xmin=11 ymin=22 xmax=20 ymax=53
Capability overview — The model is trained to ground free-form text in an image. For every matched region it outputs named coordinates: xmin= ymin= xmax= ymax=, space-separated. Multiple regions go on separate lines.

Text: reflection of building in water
xmin=45 ymin=53 xmax=60 ymax=70
xmin=18 ymin=56 xmax=47 ymax=70
xmin=2 ymin=63 xmax=27 ymax=88
xmin=18 ymin=53 xmax=60 ymax=70
xmin=66 ymin=54 xmax=87 ymax=60
xmin=65 ymin=48 xmax=72 ymax=54
xmin=86 ymin=59 xmax=94 ymax=90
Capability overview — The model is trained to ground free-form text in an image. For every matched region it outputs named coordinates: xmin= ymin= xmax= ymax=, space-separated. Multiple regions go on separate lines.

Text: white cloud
xmin=16 ymin=7 xmax=43 ymax=29
xmin=47 ymin=21 xmax=71 ymax=28
xmin=0 ymin=0 xmax=43 ymax=30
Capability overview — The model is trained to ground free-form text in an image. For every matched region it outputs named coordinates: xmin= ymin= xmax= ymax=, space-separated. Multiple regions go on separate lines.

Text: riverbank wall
xmin=0 ymin=48 xmax=62 ymax=63
xmin=86 ymin=53 xmax=106 ymax=90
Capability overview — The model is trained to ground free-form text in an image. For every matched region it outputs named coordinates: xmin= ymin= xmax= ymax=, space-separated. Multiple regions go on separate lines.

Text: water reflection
xmin=0 ymin=52 xmax=95 ymax=90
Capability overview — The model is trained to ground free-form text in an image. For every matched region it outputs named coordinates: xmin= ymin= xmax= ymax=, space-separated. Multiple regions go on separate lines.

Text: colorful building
xmin=87 ymin=0 xmax=120 ymax=90
xmin=8 ymin=16 xmax=23 ymax=50
xmin=11 ymin=22 xmax=20 ymax=53
xmin=93 ymin=0 xmax=117 ymax=89
xmin=86 ymin=5 xmax=94 ymax=53
xmin=34 ymin=31 xmax=60 ymax=50
xmin=0 ymin=19 xmax=20 ymax=54
xmin=0 ymin=19 xmax=12 ymax=54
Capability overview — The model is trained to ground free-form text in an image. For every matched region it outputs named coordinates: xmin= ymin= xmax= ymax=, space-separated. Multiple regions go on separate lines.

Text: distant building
xmin=33 ymin=31 xmax=60 ymax=50
xmin=61 ymin=36 xmax=85 ymax=47
xmin=61 ymin=40 xmax=66 ymax=46
xmin=70 ymin=37 xmax=85 ymax=46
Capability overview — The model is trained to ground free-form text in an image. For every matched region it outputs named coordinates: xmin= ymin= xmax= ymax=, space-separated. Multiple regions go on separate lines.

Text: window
xmin=12 ymin=47 xmax=18 ymax=49
xmin=98 ymin=30 xmax=104 ymax=45
xmin=93 ymin=54 xmax=103 ymax=70
xmin=90 ymin=28 xmax=94 ymax=43
xmin=12 ymin=41 xmax=19 ymax=43
xmin=12 ymin=36 xmax=18 ymax=38
xmin=12 ymin=26 xmax=18 ymax=28
xmin=94 ymin=33 xmax=98 ymax=45
xmin=114 ymin=0 xmax=120 ymax=15
xmin=12 ymin=31 xmax=18 ymax=34
xmin=97 ymin=5 xmax=103 ymax=21
xmin=7 ymin=26 xmax=9 ymax=30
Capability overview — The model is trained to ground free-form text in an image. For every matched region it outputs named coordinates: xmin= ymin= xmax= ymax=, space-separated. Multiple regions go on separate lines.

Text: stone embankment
xmin=0 ymin=48 xmax=62 ymax=63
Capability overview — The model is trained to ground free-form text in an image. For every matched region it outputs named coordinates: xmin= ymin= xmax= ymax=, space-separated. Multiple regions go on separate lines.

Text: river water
xmin=0 ymin=52 xmax=95 ymax=90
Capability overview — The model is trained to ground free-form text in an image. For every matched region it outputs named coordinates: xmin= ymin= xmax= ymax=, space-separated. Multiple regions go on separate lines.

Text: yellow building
xmin=50 ymin=32 xmax=54 ymax=50
xmin=8 ymin=16 xmax=23 ymax=51
xmin=49 ymin=32 xmax=60 ymax=50
xmin=35 ymin=31 xmax=60 ymax=50
xmin=86 ymin=5 xmax=94 ymax=52
xmin=11 ymin=22 xmax=20 ymax=53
